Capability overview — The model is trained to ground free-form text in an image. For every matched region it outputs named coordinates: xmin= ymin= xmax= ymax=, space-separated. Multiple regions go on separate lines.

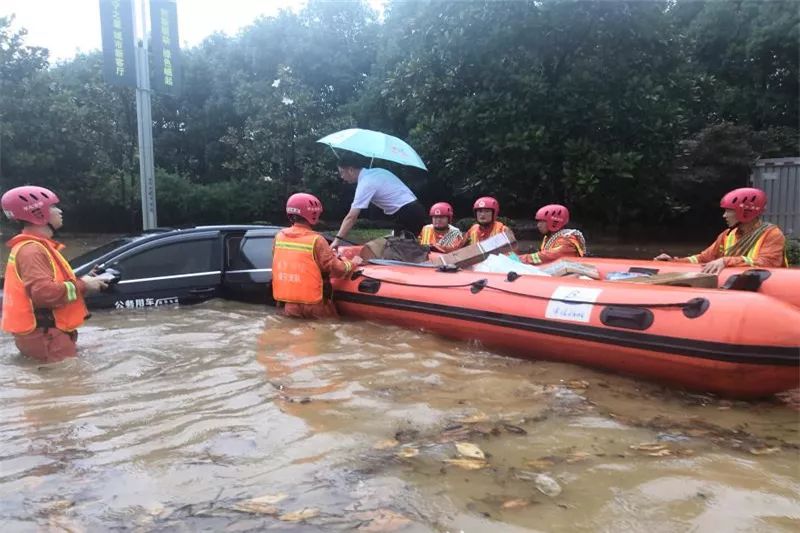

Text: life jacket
xmin=418 ymin=225 xmax=438 ymax=246
xmin=2 ymin=234 xmax=88 ymax=335
xmin=272 ymin=226 xmax=324 ymax=305
xmin=419 ymin=224 xmax=462 ymax=248
xmin=720 ymin=224 xmax=788 ymax=267
xmin=541 ymin=229 xmax=587 ymax=256
xmin=466 ymin=221 xmax=507 ymax=246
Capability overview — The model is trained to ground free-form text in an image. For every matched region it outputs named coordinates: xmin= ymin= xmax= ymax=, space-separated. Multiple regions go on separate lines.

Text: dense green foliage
xmin=787 ymin=239 xmax=800 ymax=266
xmin=1 ymin=0 xmax=797 ymax=237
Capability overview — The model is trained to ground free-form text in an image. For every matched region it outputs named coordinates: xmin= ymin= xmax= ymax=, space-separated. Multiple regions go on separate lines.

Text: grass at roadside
xmin=346 ymin=228 xmax=393 ymax=243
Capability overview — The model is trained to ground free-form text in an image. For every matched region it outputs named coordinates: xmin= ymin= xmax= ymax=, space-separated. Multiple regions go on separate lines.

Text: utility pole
xmin=132 ymin=0 xmax=158 ymax=229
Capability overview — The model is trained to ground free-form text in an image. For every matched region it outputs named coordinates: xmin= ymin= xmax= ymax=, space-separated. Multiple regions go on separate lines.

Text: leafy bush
xmin=787 ymin=239 xmax=800 ymax=266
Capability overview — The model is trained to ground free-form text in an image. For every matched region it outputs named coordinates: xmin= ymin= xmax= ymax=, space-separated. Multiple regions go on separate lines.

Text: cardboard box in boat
xmin=434 ymin=229 xmax=516 ymax=268
xmin=610 ymin=271 xmax=719 ymax=288
xmin=357 ymin=238 xmax=386 ymax=261
xmin=540 ymin=260 xmax=601 ymax=279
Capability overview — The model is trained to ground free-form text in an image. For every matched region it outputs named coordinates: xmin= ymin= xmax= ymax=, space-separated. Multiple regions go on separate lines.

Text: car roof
xmin=127 ymin=224 xmax=281 ymax=242
xmin=242 ymin=227 xmax=284 ymax=237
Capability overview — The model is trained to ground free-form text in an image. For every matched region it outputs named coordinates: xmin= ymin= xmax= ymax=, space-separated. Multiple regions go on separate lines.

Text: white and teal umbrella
xmin=317 ymin=128 xmax=427 ymax=171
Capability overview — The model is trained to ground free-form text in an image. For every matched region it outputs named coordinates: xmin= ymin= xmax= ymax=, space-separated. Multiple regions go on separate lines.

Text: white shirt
xmin=351 ymin=168 xmax=417 ymax=215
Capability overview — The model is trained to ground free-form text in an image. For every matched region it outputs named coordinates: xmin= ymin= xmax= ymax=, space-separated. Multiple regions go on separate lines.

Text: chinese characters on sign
xmin=150 ymin=0 xmax=182 ymax=95
xmin=99 ymin=0 xmax=136 ymax=88
xmin=114 ymin=297 xmax=179 ymax=310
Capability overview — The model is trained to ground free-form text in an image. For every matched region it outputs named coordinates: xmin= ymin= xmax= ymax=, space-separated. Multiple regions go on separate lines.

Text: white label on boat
xmin=545 ymin=286 xmax=602 ymax=323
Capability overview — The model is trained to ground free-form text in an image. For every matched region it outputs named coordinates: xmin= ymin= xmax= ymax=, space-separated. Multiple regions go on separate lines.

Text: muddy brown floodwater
xmin=0 ymin=234 xmax=797 ymax=532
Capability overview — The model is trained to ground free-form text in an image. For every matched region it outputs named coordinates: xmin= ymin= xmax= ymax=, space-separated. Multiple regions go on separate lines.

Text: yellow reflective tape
xmin=275 ymin=241 xmax=314 ymax=252
xmin=64 ymin=281 xmax=77 ymax=302
xmin=530 ymin=253 xmax=541 ymax=265
xmin=723 ymin=231 xmax=737 ymax=254
xmin=743 ymin=256 xmax=754 ymax=266
xmin=688 ymin=256 xmax=699 ymax=264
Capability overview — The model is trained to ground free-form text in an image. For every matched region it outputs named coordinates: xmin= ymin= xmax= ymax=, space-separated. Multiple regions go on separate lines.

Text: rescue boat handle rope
xmin=355 ymin=273 xmax=702 ymax=310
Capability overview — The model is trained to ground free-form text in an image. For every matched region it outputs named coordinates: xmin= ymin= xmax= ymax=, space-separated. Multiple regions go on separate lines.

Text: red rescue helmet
xmin=429 ymin=202 xmax=454 ymax=220
xmin=535 ymin=204 xmax=570 ymax=233
xmin=473 ymin=196 xmax=499 ymax=218
xmin=1 ymin=185 xmax=60 ymax=225
xmin=719 ymin=187 xmax=766 ymax=223
xmin=286 ymin=192 xmax=323 ymax=225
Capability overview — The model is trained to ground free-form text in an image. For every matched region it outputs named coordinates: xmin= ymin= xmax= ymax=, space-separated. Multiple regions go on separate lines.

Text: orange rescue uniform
xmin=520 ymin=229 xmax=587 ymax=265
xmin=465 ymin=221 xmax=515 ymax=246
xmin=272 ymin=224 xmax=354 ymax=319
xmin=1 ymin=233 xmax=89 ymax=362
xmin=418 ymin=224 xmax=464 ymax=252
xmin=677 ymin=223 xmax=788 ymax=268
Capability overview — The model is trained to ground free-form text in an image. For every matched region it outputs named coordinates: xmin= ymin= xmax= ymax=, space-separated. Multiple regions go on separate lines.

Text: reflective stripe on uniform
xmin=274 ymin=241 xmax=315 ymax=252
xmin=64 ymin=281 xmax=77 ymax=302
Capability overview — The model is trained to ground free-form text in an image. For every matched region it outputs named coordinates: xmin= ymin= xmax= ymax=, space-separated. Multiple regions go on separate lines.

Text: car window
xmin=115 ymin=239 xmax=217 ymax=279
xmin=69 ymin=238 xmax=135 ymax=269
xmin=230 ymin=236 xmax=272 ymax=270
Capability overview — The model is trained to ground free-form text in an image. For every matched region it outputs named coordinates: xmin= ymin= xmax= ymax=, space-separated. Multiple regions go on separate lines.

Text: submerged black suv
xmin=1 ymin=225 xmax=281 ymax=311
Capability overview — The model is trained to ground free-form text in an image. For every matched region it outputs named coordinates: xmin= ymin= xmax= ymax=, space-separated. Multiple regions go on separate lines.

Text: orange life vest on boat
xmin=466 ymin=221 xmax=507 ymax=246
xmin=2 ymin=234 xmax=88 ymax=335
xmin=272 ymin=227 xmax=324 ymax=304
xmin=720 ymin=226 xmax=788 ymax=267
xmin=541 ymin=230 xmax=586 ymax=256
xmin=418 ymin=225 xmax=439 ymax=246
xmin=419 ymin=224 xmax=464 ymax=251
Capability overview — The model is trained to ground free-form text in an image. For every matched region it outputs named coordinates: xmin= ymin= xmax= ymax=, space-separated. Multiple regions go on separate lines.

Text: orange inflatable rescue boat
xmin=572 ymin=257 xmax=800 ymax=309
xmin=332 ymin=261 xmax=800 ymax=398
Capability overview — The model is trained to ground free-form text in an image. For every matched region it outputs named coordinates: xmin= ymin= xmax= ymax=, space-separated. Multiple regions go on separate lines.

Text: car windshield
xmin=69 ymin=237 xmax=136 ymax=269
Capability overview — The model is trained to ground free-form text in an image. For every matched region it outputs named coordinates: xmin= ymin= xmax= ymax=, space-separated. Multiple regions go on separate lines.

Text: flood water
xmin=0 ymin=236 xmax=798 ymax=532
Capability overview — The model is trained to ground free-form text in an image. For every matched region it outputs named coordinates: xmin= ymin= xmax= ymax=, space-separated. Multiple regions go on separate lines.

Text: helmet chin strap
xmin=46 ymin=222 xmax=59 ymax=236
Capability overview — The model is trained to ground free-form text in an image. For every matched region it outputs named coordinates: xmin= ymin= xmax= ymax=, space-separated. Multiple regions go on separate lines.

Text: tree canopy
xmin=1 ymin=0 xmax=797 ymax=237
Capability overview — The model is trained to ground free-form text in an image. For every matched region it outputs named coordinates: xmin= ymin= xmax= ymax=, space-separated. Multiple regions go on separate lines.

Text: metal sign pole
xmin=132 ymin=0 xmax=157 ymax=229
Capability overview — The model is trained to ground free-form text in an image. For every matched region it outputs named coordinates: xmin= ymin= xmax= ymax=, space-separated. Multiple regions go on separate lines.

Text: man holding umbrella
xmin=318 ymin=129 xmax=428 ymax=249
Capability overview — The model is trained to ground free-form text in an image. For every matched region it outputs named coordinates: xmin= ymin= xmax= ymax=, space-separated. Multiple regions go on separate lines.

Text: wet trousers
xmin=14 ymin=328 xmax=78 ymax=363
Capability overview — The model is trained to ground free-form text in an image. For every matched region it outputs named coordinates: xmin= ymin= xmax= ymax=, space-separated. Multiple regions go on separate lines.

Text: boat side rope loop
xmin=356 ymin=272 xmax=706 ymax=310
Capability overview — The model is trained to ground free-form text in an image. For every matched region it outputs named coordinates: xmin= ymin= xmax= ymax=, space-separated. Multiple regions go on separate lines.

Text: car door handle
xmin=189 ymin=288 xmax=216 ymax=295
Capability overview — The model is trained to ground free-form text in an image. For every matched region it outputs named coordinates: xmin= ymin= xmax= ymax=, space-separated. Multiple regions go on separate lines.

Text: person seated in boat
xmin=519 ymin=204 xmax=587 ymax=265
xmin=654 ymin=187 xmax=788 ymax=274
xmin=418 ymin=202 xmax=464 ymax=252
xmin=272 ymin=193 xmax=362 ymax=319
xmin=465 ymin=196 xmax=516 ymax=246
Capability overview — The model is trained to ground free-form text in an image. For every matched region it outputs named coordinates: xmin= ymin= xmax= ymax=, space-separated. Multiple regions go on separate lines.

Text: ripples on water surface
xmin=1 ymin=300 xmax=798 ymax=532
